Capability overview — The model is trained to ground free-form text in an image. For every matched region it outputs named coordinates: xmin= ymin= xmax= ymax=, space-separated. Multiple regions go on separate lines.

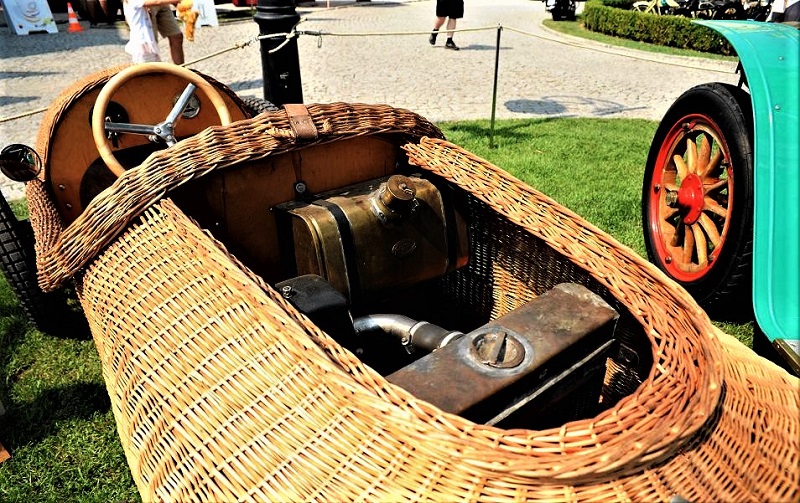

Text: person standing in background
xmin=429 ymin=0 xmax=464 ymax=51
xmin=123 ymin=0 xmax=161 ymax=63
xmin=123 ymin=0 xmax=183 ymax=64
xmin=150 ymin=4 xmax=185 ymax=65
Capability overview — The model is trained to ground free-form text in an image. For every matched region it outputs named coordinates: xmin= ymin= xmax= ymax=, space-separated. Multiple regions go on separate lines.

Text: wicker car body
xmin=22 ymin=64 xmax=800 ymax=502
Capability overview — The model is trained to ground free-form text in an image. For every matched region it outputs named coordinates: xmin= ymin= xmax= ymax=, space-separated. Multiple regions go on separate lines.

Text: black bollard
xmin=254 ymin=0 xmax=303 ymax=106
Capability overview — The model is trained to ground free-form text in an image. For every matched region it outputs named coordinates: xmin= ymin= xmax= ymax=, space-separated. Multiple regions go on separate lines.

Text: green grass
xmin=0 ymin=117 xmax=752 ymax=501
xmin=542 ymin=17 xmax=738 ymax=61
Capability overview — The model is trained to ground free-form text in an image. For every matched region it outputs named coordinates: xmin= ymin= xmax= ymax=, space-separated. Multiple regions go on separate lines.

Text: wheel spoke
xmin=696 ymin=133 xmax=711 ymax=175
xmin=691 ymin=223 xmax=708 ymax=266
xmin=704 ymin=197 xmax=728 ymax=218
xmin=704 ymin=178 xmax=727 ymax=192
xmin=674 ymin=155 xmax=689 ymax=182
xmin=662 ymin=206 xmax=680 ymax=221
xmin=686 ymin=137 xmax=698 ymax=175
xmin=681 ymin=223 xmax=694 ymax=263
xmin=698 ymin=213 xmax=721 ymax=248
xmin=700 ymin=150 xmax=723 ymax=179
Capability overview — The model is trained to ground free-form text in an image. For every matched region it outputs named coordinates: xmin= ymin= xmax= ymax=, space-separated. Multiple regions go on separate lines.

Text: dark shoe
xmin=445 ymin=38 xmax=459 ymax=50
xmin=429 ymin=28 xmax=438 ymax=45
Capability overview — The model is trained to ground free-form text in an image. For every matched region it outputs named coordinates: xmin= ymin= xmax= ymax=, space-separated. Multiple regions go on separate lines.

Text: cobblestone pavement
xmin=0 ymin=0 xmax=739 ymax=200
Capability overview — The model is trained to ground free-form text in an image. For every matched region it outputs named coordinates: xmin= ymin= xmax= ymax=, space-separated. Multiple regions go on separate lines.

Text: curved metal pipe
xmin=352 ymin=314 xmax=463 ymax=352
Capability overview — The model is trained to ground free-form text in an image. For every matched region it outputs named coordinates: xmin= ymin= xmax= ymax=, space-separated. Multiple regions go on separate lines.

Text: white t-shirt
xmin=123 ymin=0 xmax=161 ymax=63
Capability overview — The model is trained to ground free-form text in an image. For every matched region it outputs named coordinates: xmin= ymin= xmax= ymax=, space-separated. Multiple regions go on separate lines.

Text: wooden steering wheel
xmin=91 ymin=63 xmax=232 ymax=177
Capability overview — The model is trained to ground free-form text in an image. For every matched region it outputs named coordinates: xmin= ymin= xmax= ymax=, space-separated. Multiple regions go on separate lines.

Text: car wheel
xmin=642 ymin=83 xmax=754 ymax=317
xmin=0 ymin=195 xmax=55 ymax=330
xmin=241 ymin=96 xmax=280 ymax=118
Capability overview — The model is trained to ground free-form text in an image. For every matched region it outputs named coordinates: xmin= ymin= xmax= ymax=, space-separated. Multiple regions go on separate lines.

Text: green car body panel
xmin=697 ymin=20 xmax=799 ymax=343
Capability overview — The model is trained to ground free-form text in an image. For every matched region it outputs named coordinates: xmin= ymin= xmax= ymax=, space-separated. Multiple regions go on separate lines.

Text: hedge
xmin=582 ymin=0 xmax=735 ymax=55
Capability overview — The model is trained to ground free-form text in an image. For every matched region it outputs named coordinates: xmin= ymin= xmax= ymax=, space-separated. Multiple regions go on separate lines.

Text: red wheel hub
xmin=677 ymin=173 xmax=704 ymax=224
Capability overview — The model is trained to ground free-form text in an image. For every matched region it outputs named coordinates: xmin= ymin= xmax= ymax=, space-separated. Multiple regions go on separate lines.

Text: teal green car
xmin=642 ymin=21 xmax=799 ymax=375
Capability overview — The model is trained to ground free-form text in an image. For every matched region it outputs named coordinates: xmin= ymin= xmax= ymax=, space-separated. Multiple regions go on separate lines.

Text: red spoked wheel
xmin=643 ymin=83 xmax=754 ymax=316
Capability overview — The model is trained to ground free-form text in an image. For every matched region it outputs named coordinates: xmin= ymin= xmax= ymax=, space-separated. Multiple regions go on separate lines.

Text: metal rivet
xmin=58 ymin=184 xmax=66 ymax=191
xmin=65 ymin=203 xmax=72 ymax=209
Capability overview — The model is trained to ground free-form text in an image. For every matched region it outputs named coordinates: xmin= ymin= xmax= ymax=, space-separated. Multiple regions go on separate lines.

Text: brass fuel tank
xmin=274 ymin=175 xmax=469 ymax=303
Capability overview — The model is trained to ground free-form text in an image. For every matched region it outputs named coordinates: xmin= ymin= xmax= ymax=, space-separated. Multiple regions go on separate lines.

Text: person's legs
xmin=153 ymin=6 xmax=185 ymax=65
xmin=445 ymin=17 xmax=459 ymax=50
xmin=445 ymin=17 xmax=456 ymax=38
xmin=168 ymin=33 xmax=185 ymax=65
xmin=430 ymin=15 xmax=446 ymax=44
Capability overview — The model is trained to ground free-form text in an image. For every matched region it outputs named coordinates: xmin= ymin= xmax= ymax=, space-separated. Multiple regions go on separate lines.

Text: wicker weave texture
xmin=27 ymin=99 xmax=799 ymax=501
xmin=72 ymin=163 xmax=798 ymax=501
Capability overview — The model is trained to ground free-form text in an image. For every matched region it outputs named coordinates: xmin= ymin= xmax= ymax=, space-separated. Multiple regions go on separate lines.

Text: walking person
xmin=123 ymin=0 xmax=161 ymax=63
xmin=429 ymin=0 xmax=464 ymax=51
xmin=150 ymin=4 xmax=185 ymax=65
xmin=123 ymin=0 xmax=184 ymax=64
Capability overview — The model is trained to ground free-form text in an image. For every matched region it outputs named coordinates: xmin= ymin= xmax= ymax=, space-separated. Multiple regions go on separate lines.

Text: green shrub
xmin=582 ymin=0 xmax=734 ymax=55
xmin=601 ymin=0 xmax=636 ymax=9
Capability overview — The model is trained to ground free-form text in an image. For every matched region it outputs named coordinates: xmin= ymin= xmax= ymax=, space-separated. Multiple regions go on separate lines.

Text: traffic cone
xmin=67 ymin=2 xmax=83 ymax=32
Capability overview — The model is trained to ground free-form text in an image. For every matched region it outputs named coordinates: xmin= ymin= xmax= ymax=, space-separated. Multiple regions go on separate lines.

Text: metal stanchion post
xmin=254 ymin=0 xmax=304 ymax=106
xmin=490 ymin=24 xmax=502 ymax=149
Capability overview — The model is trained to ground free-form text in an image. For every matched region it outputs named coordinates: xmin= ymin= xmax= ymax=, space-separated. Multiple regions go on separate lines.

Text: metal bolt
xmin=665 ymin=256 xmax=672 ymax=264
xmin=654 ymin=184 xmax=661 ymax=193
xmin=281 ymin=285 xmax=294 ymax=298
xmin=58 ymin=184 xmax=66 ymax=191
xmin=294 ymin=181 xmax=307 ymax=195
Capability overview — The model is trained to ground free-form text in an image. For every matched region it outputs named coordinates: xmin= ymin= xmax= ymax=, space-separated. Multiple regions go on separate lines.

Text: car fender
xmin=696 ymin=20 xmax=799 ymax=341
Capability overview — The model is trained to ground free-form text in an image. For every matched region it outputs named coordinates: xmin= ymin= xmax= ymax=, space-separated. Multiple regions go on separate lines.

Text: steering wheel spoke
xmin=92 ymin=63 xmax=232 ymax=177
xmin=104 ymin=122 xmax=159 ymax=136
xmin=165 ymin=83 xmax=198 ymax=125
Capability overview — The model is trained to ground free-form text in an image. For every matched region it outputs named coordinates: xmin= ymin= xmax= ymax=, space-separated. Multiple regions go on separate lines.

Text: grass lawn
xmin=0 ymin=117 xmax=753 ymax=501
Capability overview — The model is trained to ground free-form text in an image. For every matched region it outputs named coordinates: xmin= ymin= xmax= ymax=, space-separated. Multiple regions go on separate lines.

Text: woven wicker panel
xmin=28 ymin=100 xmax=798 ymax=500
xmin=71 ymin=169 xmax=798 ymax=500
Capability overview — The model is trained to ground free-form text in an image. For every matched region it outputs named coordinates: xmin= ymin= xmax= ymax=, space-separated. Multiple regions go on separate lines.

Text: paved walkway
xmin=0 ymin=0 xmax=739 ymax=200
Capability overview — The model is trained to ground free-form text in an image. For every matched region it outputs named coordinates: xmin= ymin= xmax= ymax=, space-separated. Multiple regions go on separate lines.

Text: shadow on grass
xmin=0 ymin=382 xmax=111 ymax=450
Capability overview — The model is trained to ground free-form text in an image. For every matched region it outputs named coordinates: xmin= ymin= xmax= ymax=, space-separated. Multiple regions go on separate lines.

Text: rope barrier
xmin=0 ymin=17 xmax=737 ymax=125
xmin=503 ymin=25 xmax=736 ymax=73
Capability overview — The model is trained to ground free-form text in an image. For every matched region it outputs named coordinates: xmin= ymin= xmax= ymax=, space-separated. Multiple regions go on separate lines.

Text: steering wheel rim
xmin=91 ymin=63 xmax=232 ymax=177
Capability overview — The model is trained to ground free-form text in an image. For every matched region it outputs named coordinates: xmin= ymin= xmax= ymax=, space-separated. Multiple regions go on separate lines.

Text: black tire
xmin=642 ymin=83 xmax=754 ymax=319
xmin=0 ymin=195 xmax=54 ymax=330
xmin=241 ymin=96 xmax=280 ymax=118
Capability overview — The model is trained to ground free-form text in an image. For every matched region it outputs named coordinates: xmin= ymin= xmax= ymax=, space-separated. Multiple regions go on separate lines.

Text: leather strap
xmin=284 ymin=104 xmax=319 ymax=141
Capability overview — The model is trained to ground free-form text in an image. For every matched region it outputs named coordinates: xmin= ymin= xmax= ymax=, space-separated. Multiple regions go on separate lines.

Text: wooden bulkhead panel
xmin=48 ymin=73 xmax=247 ymax=224
xmin=172 ymin=136 xmax=400 ymax=282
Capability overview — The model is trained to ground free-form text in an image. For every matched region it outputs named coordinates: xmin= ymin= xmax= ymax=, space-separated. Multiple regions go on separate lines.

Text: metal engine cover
xmin=274 ymin=175 xmax=468 ymax=303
